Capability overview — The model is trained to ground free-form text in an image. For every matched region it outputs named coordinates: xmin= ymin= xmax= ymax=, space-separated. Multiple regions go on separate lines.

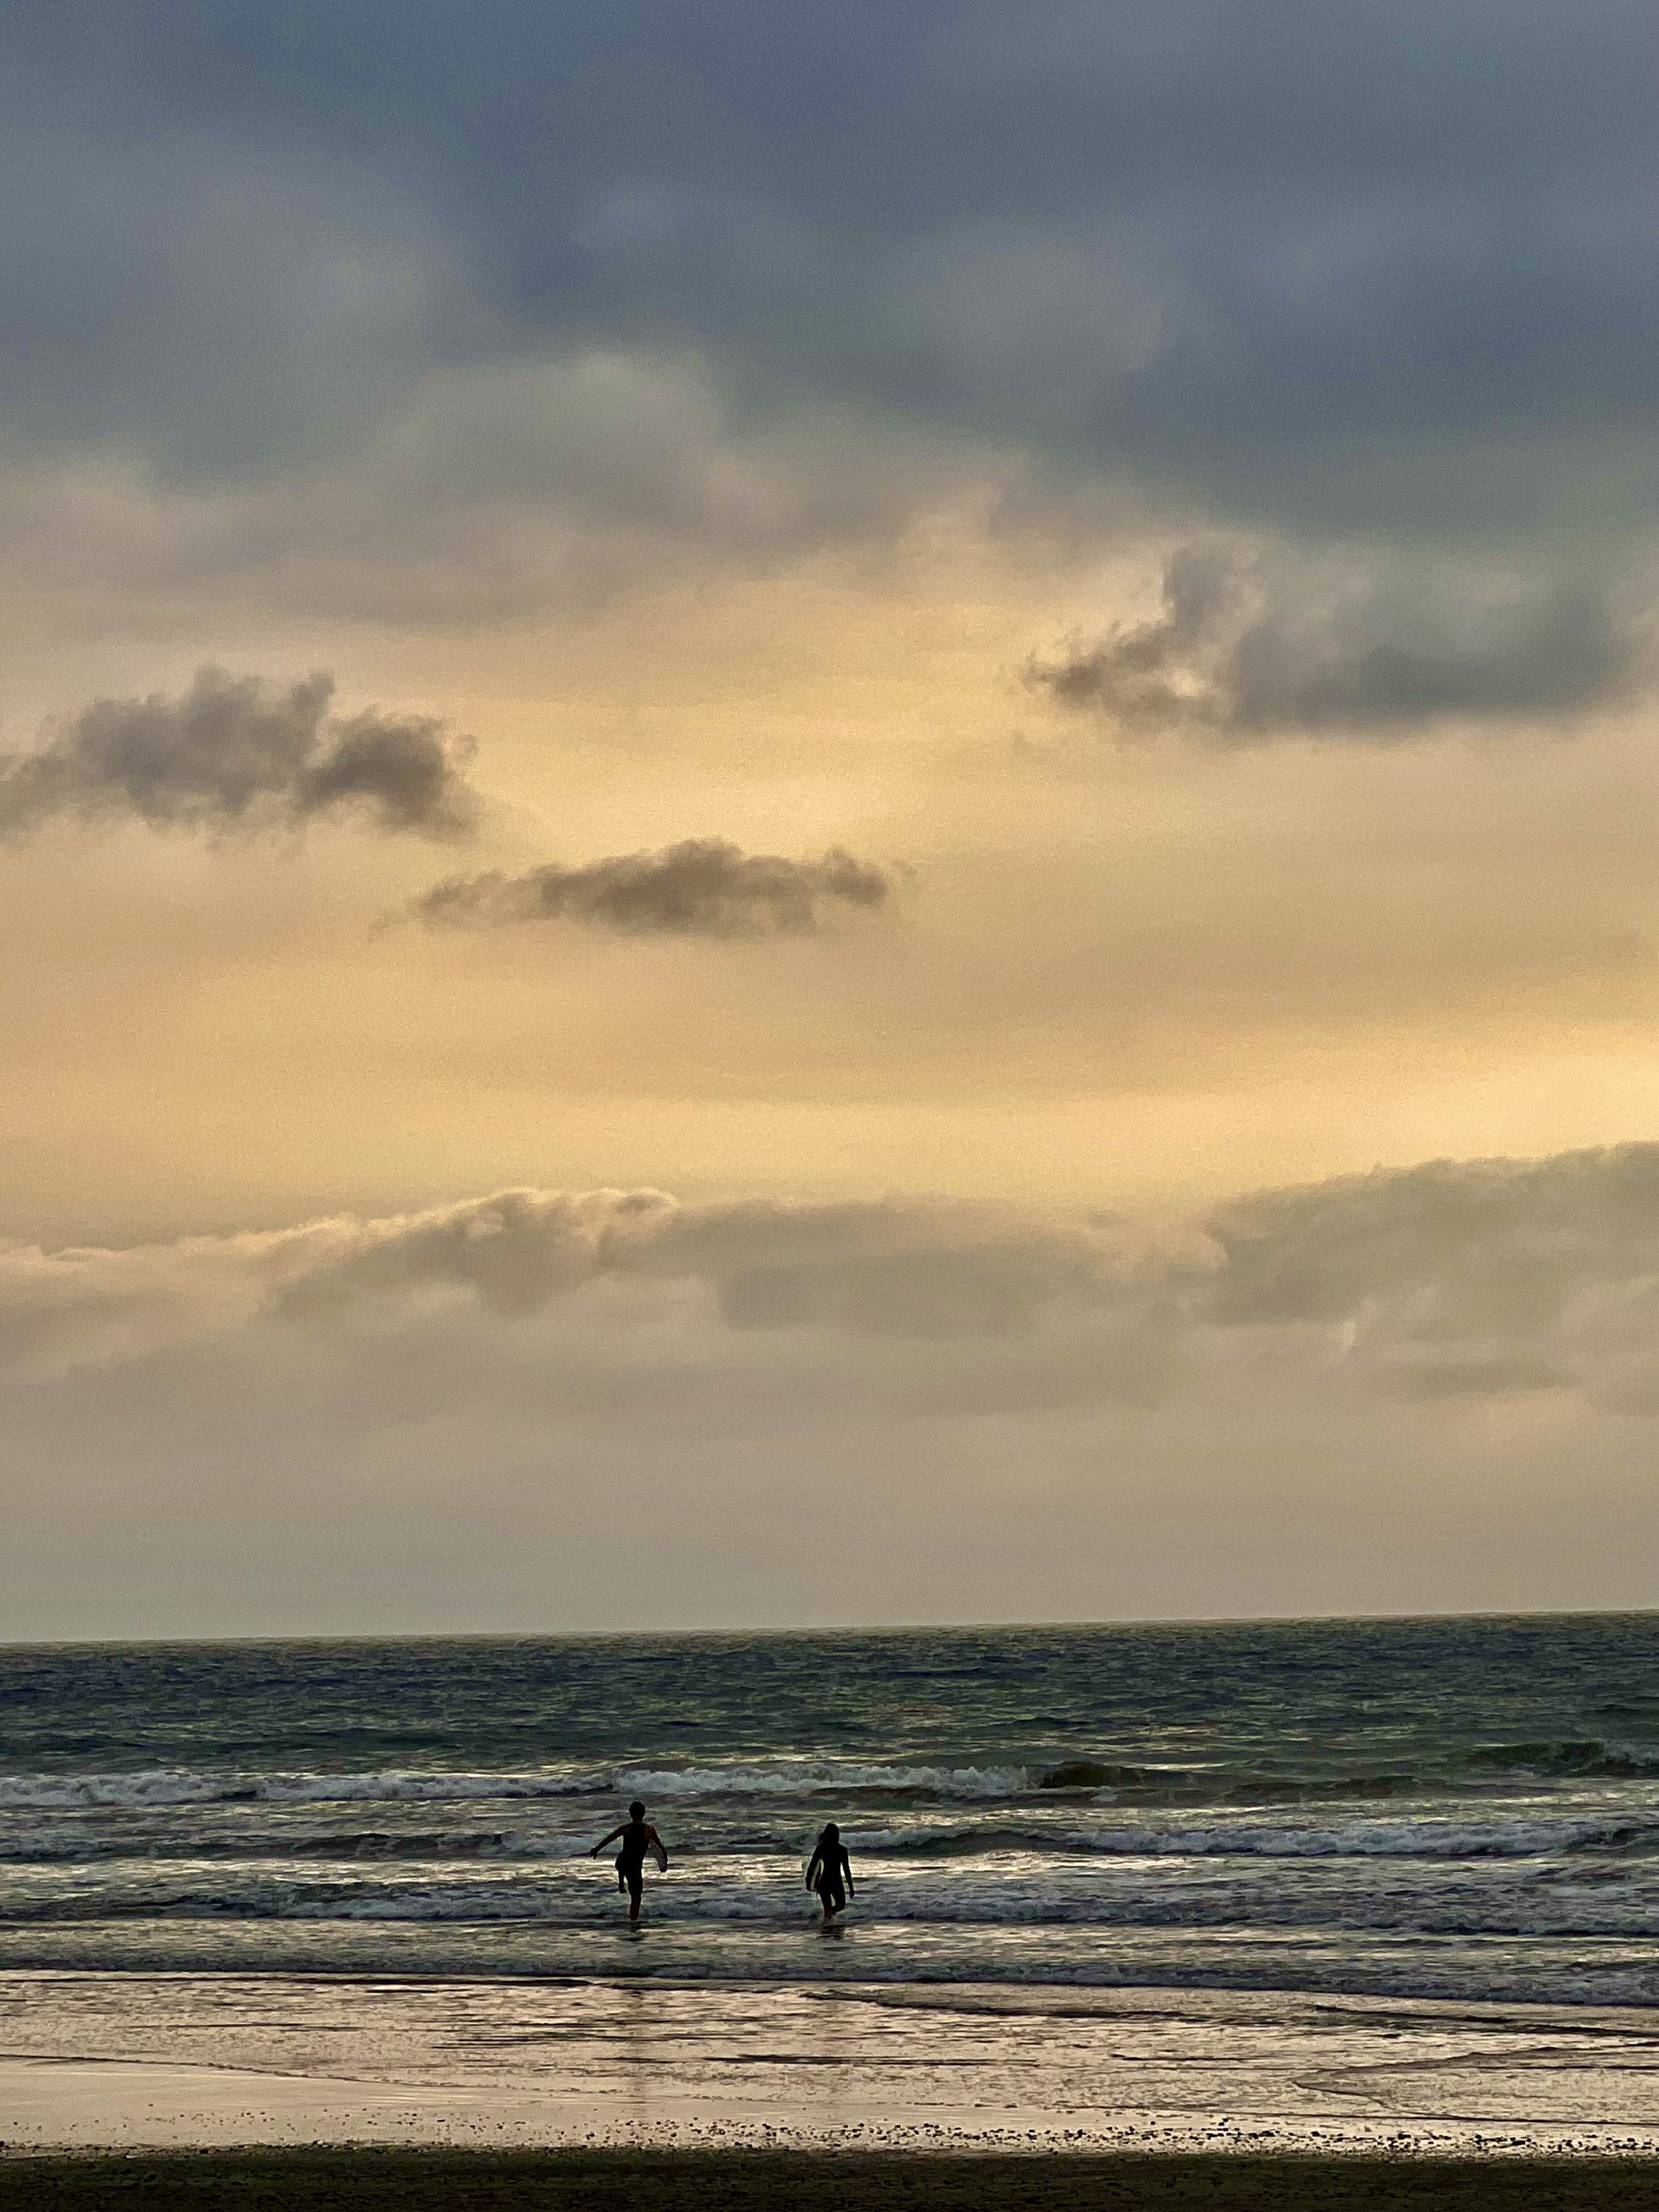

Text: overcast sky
xmin=3 ymin=1 xmax=1657 ymax=1637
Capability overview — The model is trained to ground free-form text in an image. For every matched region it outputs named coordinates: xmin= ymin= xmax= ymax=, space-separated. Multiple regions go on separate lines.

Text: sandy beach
xmin=5 ymin=1970 xmax=1659 ymax=2158
xmin=5 ymin=2148 xmax=1659 ymax=2212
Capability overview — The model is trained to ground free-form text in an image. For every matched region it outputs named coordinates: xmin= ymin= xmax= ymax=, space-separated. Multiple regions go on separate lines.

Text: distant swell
xmin=0 ymin=1759 xmax=1029 ymax=1816
xmin=1461 ymin=1739 xmax=1659 ymax=1779
xmin=0 ymin=1771 xmax=601 ymax=1812
xmin=5 ymin=1739 xmax=1659 ymax=1821
xmin=1071 ymin=1817 xmax=1659 ymax=1860
xmin=1035 ymin=1738 xmax=1659 ymax=1799
xmin=614 ymin=1763 xmax=1025 ymax=1800
xmin=6 ymin=1618 xmax=1659 ymax=2004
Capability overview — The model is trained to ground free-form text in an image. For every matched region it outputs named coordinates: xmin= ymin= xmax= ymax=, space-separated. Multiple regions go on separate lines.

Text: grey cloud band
xmin=411 ymin=840 xmax=893 ymax=938
xmin=0 ymin=668 xmax=480 ymax=840
xmin=1028 ymin=546 xmax=1637 ymax=741
xmin=7 ymin=1144 xmax=1659 ymax=1418
xmin=0 ymin=672 xmax=897 ymax=936
xmin=1 ymin=2 xmax=1655 ymax=549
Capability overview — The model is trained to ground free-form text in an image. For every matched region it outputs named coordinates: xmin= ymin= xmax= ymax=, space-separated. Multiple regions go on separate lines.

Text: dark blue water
xmin=3 ymin=1615 xmax=1658 ymax=2004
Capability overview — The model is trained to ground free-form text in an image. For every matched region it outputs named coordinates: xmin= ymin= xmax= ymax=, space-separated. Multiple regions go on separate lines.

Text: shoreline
xmin=5 ymin=1970 xmax=1659 ymax=2158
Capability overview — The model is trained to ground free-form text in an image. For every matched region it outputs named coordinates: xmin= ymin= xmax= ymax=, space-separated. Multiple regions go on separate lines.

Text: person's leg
xmin=628 ymin=1874 xmax=643 ymax=1923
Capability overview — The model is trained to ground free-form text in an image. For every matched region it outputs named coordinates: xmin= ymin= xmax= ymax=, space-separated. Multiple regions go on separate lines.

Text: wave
xmin=7 ymin=1814 xmax=1654 ymax=1878
xmin=273 ymin=1828 xmax=514 ymax=1860
xmin=5 ymin=1732 xmax=1658 ymax=1824
xmin=0 ymin=1770 xmax=602 ymax=1812
xmin=1037 ymin=1762 xmax=1156 ymax=1791
xmin=1071 ymin=1815 xmax=1659 ymax=1859
xmin=849 ymin=1825 xmax=1071 ymax=1858
xmin=1461 ymin=1739 xmax=1659 ymax=1780
xmin=613 ymin=1763 xmax=1029 ymax=1799
xmin=7 ymin=1869 xmax=1659 ymax=1939
xmin=1033 ymin=1737 xmax=1659 ymax=1799
xmin=0 ymin=1759 xmax=1031 ymax=1814
xmin=818 ymin=1813 xmax=1659 ymax=1861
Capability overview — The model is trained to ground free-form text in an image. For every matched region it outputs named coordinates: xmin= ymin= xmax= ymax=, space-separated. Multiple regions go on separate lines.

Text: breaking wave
xmin=6 ymin=1618 xmax=1659 ymax=2000
xmin=5 ymin=1734 xmax=1656 ymax=1823
xmin=614 ymin=1763 xmax=1026 ymax=1800
xmin=0 ymin=1769 xmax=602 ymax=1812
xmin=1034 ymin=1739 xmax=1659 ymax=1799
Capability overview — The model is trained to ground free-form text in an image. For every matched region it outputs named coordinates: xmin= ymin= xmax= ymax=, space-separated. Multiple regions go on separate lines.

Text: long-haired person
xmin=805 ymin=1820 xmax=855 ymax=1924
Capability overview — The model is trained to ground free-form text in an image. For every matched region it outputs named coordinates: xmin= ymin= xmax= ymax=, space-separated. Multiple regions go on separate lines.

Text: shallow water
xmin=10 ymin=1971 xmax=1659 ymax=2154
xmin=3 ymin=1615 xmax=1658 ymax=2004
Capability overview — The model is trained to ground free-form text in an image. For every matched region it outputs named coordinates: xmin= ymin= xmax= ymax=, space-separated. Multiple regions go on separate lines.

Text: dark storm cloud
xmin=411 ymin=840 xmax=892 ymax=937
xmin=0 ymin=668 xmax=480 ymax=840
xmin=1 ymin=2 xmax=1654 ymax=538
xmin=1029 ymin=545 xmax=1636 ymax=740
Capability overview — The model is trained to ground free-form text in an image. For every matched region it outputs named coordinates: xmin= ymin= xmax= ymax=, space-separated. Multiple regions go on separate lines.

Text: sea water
xmin=3 ymin=1615 xmax=1658 ymax=2006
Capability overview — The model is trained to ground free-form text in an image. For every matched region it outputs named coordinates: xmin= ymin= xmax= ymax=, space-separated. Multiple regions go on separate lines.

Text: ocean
xmin=3 ymin=1615 xmax=1658 ymax=2008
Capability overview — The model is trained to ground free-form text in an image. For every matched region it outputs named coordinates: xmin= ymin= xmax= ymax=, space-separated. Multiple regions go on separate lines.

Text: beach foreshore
xmin=4 ymin=1971 xmax=1659 ymax=2159
xmin=5 ymin=2150 xmax=1659 ymax=2212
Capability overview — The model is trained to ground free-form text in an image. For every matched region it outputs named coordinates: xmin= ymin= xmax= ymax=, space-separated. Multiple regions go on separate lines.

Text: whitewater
xmin=3 ymin=1615 xmax=1658 ymax=2007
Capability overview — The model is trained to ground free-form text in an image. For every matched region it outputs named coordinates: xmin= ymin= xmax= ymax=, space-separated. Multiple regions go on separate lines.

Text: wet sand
xmin=5 ymin=1971 xmax=1659 ymax=2158
xmin=4 ymin=2148 xmax=1659 ymax=2211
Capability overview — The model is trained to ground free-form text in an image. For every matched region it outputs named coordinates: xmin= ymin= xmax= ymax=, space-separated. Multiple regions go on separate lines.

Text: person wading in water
xmin=805 ymin=1820 xmax=855 ymax=1925
xmin=589 ymin=1799 xmax=668 ymax=1925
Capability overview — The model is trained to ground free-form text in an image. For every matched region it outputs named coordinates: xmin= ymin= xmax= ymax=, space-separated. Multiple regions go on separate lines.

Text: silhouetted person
xmin=590 ymin=1799 xmax=668 ymax=1924
xmin=806 ymin=1820 xmax=855 ymax=1924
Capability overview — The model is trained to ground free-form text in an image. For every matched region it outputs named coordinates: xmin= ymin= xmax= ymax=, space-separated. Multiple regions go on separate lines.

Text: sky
xmin=3 ymin=0 xmax=1658 ymax=1638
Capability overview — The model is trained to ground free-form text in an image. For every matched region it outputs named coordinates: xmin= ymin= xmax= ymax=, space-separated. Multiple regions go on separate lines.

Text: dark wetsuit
xmin=808 ymin=1842 xmax=851 ymax=1912
xmin=615 ymin=1818 xmax=652 ymax=1900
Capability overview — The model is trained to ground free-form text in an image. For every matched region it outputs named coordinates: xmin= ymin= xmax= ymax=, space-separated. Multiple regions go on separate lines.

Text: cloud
xmin=409 ymin=839 xmax=893 ymax=937
xmin=0 ymin=117 xmax=484 ymax=482
xmin=1205 ymin=1144 xmax=1659 ymax=1331
xmin=0 ymin=1189 xmax=1196 ymax=1387
xmin=1202 ymin=1142 xmax=1659 ymax=1412
xmin=0 ymin=666 xmax=481 ymax=839
xmin=1 ymin=0 xmax=1656 ymax=571
xmin=274 ymin=1189 xmax=1173 ymax=1334
xmin=1027 ymin=544 xmax=1637 ymax=741
xmin=273 ymin=1189 xmax=680 ymax=1321
xmin=268 ymin=1143 xmax=1659 ymax=1418
xmin=9 ymin=1143 xmax=1659 ymax=1418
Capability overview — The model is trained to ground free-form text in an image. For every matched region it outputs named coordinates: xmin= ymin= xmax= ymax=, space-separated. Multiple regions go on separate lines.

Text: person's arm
xmin=805 ymin=1847 xmax=822 ymax=1890
xmin=589 ymin=1824 xmax=626 ymax=1856
xmin=842 ymin=1847 xmax=855 ymax=1897
xmin=647 ymin=1824 xmax=669 ymax=1869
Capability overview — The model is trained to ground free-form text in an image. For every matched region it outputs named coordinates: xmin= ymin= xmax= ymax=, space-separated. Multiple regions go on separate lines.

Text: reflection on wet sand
xmin=5 ymin=1972 xmax=1659 ymax=2155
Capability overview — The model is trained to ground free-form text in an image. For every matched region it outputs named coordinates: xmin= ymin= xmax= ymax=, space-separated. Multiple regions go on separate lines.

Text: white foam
xmin=614 ymin=1763 xmax=1027 ymax=1800
xmin=0 ymin=1760 xmax=1030 ymax=1815
xmin=0 ymin=1771 xmax=228 ymax=1810
xmin=1077 ymin=1814 xmax=1639 ymax=1859
xmin=258 ymin=1771 xmax=603 ymax=1805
